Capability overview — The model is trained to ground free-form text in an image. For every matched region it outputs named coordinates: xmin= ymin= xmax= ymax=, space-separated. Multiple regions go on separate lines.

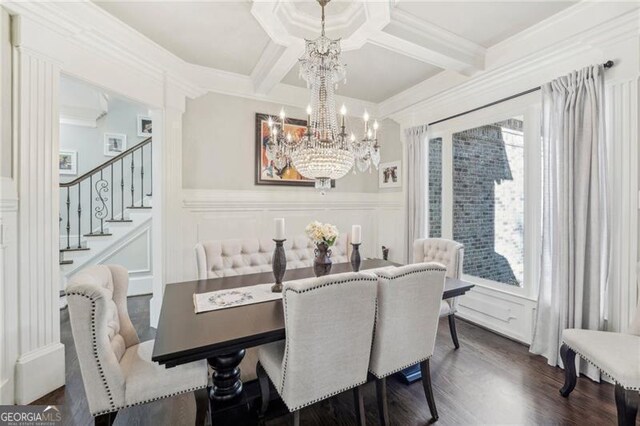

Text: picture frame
xmin=379 ymin=161 xmax=401 ymax=188
xmin=104 ymin=133 xmax=127 ymax=157
xmin=255 ymin=112 xmax=334 ymax=187
xmin=137 ymin=115 xmax=152 ymax=137
xmin=59 ymin=150 xmax=78 ymax=175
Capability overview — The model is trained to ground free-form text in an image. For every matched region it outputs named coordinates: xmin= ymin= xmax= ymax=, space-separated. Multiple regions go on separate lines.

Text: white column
xmin=13 ymin=45 xmax=65 ymax=404
xmin=605 ymin=77 xmax=639 ymax=333
xmin=150 ymin=81 xmax=185 ymax=327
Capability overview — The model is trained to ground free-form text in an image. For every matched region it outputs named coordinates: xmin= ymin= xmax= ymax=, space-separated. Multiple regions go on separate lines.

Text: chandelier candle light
xmin=266 ymin=0 xmax=381 ymax=193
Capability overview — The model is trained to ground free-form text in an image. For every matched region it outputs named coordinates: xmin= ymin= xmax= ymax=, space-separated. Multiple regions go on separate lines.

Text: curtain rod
xmin=428 ymin=60 xmax=614 ymax=127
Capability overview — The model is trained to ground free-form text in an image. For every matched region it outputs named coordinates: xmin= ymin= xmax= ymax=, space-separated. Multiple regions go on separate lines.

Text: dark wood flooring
xmin=35 ymin=295 xmax=624 ymax=425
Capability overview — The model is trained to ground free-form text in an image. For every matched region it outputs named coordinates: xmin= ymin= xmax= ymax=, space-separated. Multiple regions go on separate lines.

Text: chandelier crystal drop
xmin=266 ymin=0 xmax=381 ymax=192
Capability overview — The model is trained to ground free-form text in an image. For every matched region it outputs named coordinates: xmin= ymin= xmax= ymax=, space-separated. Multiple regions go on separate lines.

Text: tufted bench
xmin=194 ymin=234 xmax=350 ymax=382
xmin=194 ymin=235 xmax=350 ymax=279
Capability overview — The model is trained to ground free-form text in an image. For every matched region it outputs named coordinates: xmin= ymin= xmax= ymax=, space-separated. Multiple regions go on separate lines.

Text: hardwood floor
xmin=35 ymin=295 xmax=623 ymax=425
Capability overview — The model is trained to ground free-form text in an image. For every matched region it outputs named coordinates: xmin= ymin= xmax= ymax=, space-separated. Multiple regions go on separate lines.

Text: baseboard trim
xmin=15 ymin=343 xmax=65 ymax=404
xmin=0 ymin=377 xmax=14 ymax=405
xmin=129 ymin=275 xmax=153 ymax=296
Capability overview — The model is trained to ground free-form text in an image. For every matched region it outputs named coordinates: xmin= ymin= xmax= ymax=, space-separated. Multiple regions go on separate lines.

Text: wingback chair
xmin=194 ymin=234 xmax=350 ymax=382
xmin=66 ymin=265 xmax=209 ymax=426
xmin=369 ymin=263 xmax=447 ymax=424
xmin=559 ymin=267 xmax=640 ymax=426
xmin=256 ymin=272 xmax=378 ymax=426
xmin=413 ymin=238 xmax=465 ymax=348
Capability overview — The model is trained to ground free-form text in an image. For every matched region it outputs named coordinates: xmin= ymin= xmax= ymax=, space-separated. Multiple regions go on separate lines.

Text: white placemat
xmin=193 ymin=283 xmax=282 ymax=314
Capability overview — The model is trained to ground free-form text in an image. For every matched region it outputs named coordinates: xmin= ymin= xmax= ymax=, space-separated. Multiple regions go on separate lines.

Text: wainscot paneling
xmin=456 ymin=284 xmax=537 ymax=344
xmin=178 ymin=189 xmax=403 ymax=282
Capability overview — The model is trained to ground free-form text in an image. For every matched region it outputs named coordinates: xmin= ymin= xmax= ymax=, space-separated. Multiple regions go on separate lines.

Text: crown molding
xmin=380 ymin=4 xmax=640 ymax=122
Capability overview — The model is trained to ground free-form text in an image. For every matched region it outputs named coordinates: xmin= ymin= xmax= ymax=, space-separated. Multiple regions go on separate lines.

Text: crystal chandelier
xmin=266 ymin=0 xmax=380 ymax=192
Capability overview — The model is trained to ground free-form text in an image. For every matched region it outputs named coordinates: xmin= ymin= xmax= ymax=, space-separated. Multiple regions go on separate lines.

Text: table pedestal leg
xmin=208 ymin=349 xmax=246 ymax=402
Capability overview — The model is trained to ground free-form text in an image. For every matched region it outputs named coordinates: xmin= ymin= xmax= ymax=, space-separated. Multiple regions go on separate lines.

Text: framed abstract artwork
xmin=255 ymin=113 xmax=315 ymax=186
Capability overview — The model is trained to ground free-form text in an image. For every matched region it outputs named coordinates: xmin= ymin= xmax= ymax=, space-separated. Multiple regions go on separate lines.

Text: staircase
xmin=59 ymin=137 xmax=153 ymax=287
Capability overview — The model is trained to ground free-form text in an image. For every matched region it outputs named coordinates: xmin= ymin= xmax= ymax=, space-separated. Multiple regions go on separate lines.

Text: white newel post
xmin=151 ymin=82 xmax=185 ymax=328
xmin=12 ymin=38 xmax=65 ymax=402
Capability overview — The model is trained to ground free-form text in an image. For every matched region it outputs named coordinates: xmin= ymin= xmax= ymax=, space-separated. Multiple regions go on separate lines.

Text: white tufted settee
xmin=413 ymin=238 xmax=465 ymax=349
xmin=195 ymin=235 xmax=350 ymax=280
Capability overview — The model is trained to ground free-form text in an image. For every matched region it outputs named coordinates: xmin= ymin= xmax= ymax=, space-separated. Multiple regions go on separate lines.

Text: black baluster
xmin=66 ymin=187 xmax=70 ymax=250
xmin=148 ymin=142 xmax=153 ymax=196
xmin=110 ymin=164 xmax=114 ymax=220
xmin=121 ymin=160 xmax=124 ymax=219
xmin=89 ymin=175 xmax=93 ymax=235
xmin=100 ymin=170 xmax=104 ymax=234
xmin=77 ymin=184 xmax=82 ymax=249
xmin=140 ymin=147 xmax=144 ymax=207
xmin=130 ymin=153 xmax=135 ymax=208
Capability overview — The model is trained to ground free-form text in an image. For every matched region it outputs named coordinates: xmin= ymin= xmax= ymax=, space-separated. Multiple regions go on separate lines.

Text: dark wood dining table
xmin=152 ymin=259 xmax=474 ymax=416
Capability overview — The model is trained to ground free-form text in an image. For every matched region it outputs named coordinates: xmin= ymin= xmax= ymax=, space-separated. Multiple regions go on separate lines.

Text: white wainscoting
xmin=178 ymin=189 xmax=404 ymax=282
xmin=456 ymin=284 xmax=537 ymax=344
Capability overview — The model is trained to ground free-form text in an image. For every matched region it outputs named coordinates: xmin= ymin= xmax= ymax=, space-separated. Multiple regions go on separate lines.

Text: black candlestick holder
xmin=351 ymin=243 xmax=361 ymax=272
xmin=271 ymin=239 xmax=286 ymax=292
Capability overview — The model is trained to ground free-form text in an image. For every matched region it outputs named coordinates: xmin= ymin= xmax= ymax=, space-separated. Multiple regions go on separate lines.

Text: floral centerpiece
xmin=305 ymin=221 xmax=339 ymax=277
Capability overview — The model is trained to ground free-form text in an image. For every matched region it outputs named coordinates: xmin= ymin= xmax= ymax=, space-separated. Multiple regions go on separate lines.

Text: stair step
xmin=128 ymin=206 xmax=152 ymax=209
xmin=60 ymin=247 xmax=90 ymax=252
xmin=106 ymin=219 xmax=133 ymax=223
xmin=84 ymin=233 xmax=113 ymax=237
xmin=59 ymin=260 xmax=73 ymax=265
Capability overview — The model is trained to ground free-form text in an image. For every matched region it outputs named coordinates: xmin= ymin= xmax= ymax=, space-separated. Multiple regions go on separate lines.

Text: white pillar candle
xmin=275 ymin=218 xmax=285 ymax=240
xmin=351 ymin=225 xmax=362 ymax=245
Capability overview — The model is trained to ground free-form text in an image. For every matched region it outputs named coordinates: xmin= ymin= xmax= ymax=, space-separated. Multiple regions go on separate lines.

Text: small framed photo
xmin=137 ymin=115 xmax=152 ymax=137
xmin=59 ymin=150 xmax=77 ymax=175
xmin=379 ymin=161 xmax=401 ymax=188
xmin=104 ymin=133 xmax=127 ymax=157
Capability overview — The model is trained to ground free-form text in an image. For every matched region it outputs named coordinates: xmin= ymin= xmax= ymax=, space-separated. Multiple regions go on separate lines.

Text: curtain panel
xmin=404 ymin=125 xmax=429 ymax=263
xmin=530 ymin=65 xmax=609 ymax=380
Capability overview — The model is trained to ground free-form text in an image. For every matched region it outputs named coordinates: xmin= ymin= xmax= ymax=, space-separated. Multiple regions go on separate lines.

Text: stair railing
xmin=60 ymin=137 xmax=152 ymax=252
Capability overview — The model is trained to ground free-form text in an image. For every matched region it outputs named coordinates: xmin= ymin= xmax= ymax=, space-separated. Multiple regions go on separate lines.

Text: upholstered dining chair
xmin=413 ymin=238 xmax=464 ymax=349
xmin=66 ymin=265 xmax=209 ymax=426
xmin=255 ymin=272 xmax=378 ymax=426
xmin=194 ymin=235 xmax=350 ymax=383
xmin=559 ymin=303 xmax=640 ymax=425
xmin=369 ymin=263 xmax=447 ymax=424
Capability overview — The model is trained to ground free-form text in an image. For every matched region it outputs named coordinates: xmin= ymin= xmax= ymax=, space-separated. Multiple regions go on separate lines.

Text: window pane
xmin=428 ymin=138 xmax=442 ymax=238
xmin=452 ymin=118 xmax=524 ymax=286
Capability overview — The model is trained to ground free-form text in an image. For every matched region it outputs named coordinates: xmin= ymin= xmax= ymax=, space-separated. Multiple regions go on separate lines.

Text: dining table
xmin=152 ymin=259 xmax=475 ymax=419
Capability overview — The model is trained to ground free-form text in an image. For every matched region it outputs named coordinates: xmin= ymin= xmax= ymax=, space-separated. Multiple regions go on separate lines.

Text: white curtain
xmin=404 ymin=125 xmax=428 ymax=263
xmin=530 ymin=65 xmax=609 ymax=380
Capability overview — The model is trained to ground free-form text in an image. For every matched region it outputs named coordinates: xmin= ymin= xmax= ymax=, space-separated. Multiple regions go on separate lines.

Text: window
xmin=451 ymin=118 xmax=525 ymax=286
xmin=428 ymin=137 xmax=442 ymax=238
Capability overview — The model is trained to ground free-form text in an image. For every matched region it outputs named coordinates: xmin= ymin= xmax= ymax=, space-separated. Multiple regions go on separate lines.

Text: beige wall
xmin=182 ymin=91 xmax=402 ymax=193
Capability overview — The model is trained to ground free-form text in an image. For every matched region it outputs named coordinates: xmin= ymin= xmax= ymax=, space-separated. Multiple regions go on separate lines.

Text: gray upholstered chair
xmin=66 ymin=265 xmax=209 ymax=426
xmin=256 ymin=272 xmax=378 ymax=426
xmin=194 ymin=234 xmax=350 ymax=383
xmin=560 ymin=303 xmax=640 ymax=425
xmin=413 ymin=238 xmax=464 ymax=349
xmin=369 ymin=263 xmax=447 ymax=424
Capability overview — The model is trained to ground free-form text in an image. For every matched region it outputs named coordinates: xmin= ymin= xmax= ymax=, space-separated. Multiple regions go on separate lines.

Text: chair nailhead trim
xmin=369 ymin=356 xmax=431 ymax=379
xmin=563 ymin=341 xmax=640 ymax=391
xmin=66 ymin=292 xmax=116 ymax=412
xmin=376 ymin=266 xmax=446 ymax=280
xmin=275 ymin=276 xmax=378 ymax=412
xmin=90 ymin=385 xmax=208 ymax=416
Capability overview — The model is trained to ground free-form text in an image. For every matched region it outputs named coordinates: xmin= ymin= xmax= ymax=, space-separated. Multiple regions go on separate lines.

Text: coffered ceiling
xmin=94 ymin=0 xmax=577 ymax=104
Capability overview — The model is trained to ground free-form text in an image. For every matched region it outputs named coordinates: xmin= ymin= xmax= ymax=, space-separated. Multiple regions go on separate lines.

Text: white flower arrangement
xmin=305 ymin=221 xmax=339 ymax=247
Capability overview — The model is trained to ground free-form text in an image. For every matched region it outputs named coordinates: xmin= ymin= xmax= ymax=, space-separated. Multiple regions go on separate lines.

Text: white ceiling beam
xmin=251 ymin=40 xmax=304 ymax=95
xmin=378 ymin=8 xmax=485 ymax=75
